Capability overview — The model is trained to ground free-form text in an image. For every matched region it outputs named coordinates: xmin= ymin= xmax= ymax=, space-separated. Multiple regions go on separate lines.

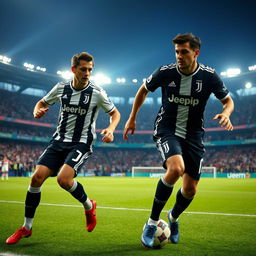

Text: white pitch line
xmin=0 ymin=253 xmax=30 ymax=256
xmin=0 ymin=200 xmax=255 ymax=218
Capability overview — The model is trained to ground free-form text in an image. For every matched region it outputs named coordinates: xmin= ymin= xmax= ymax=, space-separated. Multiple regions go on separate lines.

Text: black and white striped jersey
xmin=43 ymin=81 xmax=115 ymax=144
xmin=145 ymin=63 xmax=229 ymax=140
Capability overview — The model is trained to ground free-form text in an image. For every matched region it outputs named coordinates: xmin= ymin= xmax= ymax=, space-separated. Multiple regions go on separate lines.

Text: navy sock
xmin=171 ymin=189 xmax=193 ymax=219
xmin=25 ymin=190 xmax=41 ymax=218
xmin=150 ymin=177 xmax=174 ymax=221
xmin=69 ymin=181 xmax=87 ymax=204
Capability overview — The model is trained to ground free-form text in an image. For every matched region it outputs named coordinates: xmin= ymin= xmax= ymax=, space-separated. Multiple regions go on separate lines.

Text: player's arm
xmin=123 ymin=84 xmax=149 ymax=140
xmin=101 ymin=108 xmax=121 ymax=143
xmin=213 ymin=95 xmax=234 ymax=131
xmin=33 ymin=99 xmax=49 ymax=119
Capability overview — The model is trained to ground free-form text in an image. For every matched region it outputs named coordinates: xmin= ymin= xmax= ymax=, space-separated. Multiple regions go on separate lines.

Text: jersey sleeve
xmin=145 ymin=67 xmax=163 ymax=92
xmin=43 ymin=83 xmax=60 ymax=105
xmin=98 ymin=89 xmax=116 ymax=113
xmin=211 ymin=72 xmax=229 ymax=100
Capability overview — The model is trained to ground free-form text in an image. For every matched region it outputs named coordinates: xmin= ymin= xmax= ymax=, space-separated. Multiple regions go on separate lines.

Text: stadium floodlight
xmin=221 ymin=68 xmax=241 ymax=77
xmin=245 ymin=82 xmax=252 ymax=89
xmin=132 ymin=79 xmax=138 ymax=83
xmin=91 ymin=73 xmax=111 ymax=85
xmin=248 ymin=65 xmax=256 ymax=71
xmin=0 ymin=55 xmax=11 ymax=64
xmin=57 ymin=70 xmax=73 ymax=80
xmin=24 ymin=62 xmax=35 ymax=71
xmin=36 ymin=66 xmax=46 ymax=72
xmin=116 ymin=78 xmax=126 ymax=83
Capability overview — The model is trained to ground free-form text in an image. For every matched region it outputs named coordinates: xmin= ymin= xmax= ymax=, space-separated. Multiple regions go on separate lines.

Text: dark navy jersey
xmin=145 ymin=63 xmax=229 ymax=139
xmin=43 ymin=81 xmax=115 ymax=144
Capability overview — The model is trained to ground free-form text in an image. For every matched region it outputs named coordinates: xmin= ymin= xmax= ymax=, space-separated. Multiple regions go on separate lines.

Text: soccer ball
xmin=153 ymin=219 xmax=170 ymax=248
xmin=144 ymin=219 xmax=170 ymax=249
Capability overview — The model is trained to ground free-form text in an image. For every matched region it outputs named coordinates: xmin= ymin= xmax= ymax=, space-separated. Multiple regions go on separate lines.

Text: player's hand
xmin=101 ymin=129 xmax=114 ymax=143
xmin=33 ymin=107 xmax=49 ymax=119
xmin=213 ymin=113 xmax=233 ymax=131
xmin=123 ymin=118 xmax=136 ymax=140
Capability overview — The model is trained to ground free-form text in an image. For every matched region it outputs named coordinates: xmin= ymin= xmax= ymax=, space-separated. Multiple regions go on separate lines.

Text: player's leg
xmin=2 ymin=167 xmax=7 ymax=180
xmin=171 ymin=173 xmax=198 ymax=220
xmin=142 ymin=136 xmax=184 ymax=248
xmin=168 ymin=174 xmax=199 ymax=243
xmin=57 ymin=145 xmax=96 ymax=232
xmin=57 ymin=163 xmax=93 ymax=210
xmin=150 ymin=155 xmax=184 ymax=222
xmin=6 ymin=165 xmax=52 ymax=244
xmin=168 ymin=142 xmax=203 ymax=244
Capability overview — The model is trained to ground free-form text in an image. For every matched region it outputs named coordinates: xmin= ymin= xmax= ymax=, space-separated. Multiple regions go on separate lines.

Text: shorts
xmin=1 ymin=166 xmax=8 ymax=173
xmin=37 ymin=140 xmax=92 ymax=177
xmin=154 ymin=134 xmax=205 ymax=180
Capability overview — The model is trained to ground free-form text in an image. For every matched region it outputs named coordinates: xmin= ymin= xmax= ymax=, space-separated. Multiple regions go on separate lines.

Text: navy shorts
xmin=37 ymin=140 xmax=92 ymax=177
xmin=154 ymin=134 xmax=205 ymax=180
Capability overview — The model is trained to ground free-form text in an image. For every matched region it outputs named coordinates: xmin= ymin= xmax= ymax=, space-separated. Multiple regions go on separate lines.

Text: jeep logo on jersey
xmin=168 ymin=94 xmax=199 ymax=106
xmin=62 ymin=104 xmax=87 ymax=115
xmin=83 ymin=94 xmax=90 ymax=104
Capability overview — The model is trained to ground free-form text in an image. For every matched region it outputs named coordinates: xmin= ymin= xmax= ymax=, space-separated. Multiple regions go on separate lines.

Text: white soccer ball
xmin=143 ymin=219 xmax=170 ymax=249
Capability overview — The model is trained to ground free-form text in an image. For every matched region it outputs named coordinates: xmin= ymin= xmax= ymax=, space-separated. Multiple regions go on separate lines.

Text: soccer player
xmin=1 ymin=155 xmax=10 ymax=181
xmin=123 ymin=33 xmax=234 ymax=248
xmin=6 ymin=52 xmax=121 ymax=244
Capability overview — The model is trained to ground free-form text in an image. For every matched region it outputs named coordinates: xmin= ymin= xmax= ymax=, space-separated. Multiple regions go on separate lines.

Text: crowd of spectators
xmin=203 ymin=147 xmax=256 ymax=173
xmin=0 ymin=142 xmax=44 ymax=177
xmin=1 ymin=89 xmax=256 ymax=129
xmin=0 ymin=142 xmax=255 ymax=176
xmin=0 ymin=89 xmax=255 ymax=176
xmin=1 ymin=124 xmax=255 ymax=144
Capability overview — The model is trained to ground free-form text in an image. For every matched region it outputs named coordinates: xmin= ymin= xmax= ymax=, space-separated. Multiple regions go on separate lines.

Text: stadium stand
xmin=0 ymin=62 xmax=256 ymax=176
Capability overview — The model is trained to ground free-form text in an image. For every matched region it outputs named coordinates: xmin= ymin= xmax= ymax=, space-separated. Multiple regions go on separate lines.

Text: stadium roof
xmin=0 ymin=62 xmax=59 ymax=92
xmin=0 ymin=61 xmax=256 ymax=96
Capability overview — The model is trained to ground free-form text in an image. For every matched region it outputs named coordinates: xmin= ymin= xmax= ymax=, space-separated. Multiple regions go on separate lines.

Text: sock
xmin=83 ymin=198 xmax=93 ymax=211
xmin=150 ymin=177 xmax=174 ymax=221
xmin=24 ymin=186 xmax=41 ymax=229
xmin=171 ymin=188 xmax=194 ymax=220
xmin=68 ymin=180 xmax=88 ymax=205
xmin=148 ymin=218 xmax=158 ymax=226
xmin=23 ymin=217 xmax=34 ymax=230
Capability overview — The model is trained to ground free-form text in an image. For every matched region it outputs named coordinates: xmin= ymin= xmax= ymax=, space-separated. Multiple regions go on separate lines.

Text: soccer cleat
xmin=6 ymin=226 xmax=32 ymax=245
xmin=167 ymin=210 xmax=180 ymax=244
xmin=141 ymin=222 xmax=157 ymax=248
xmin=85 ymin=200 xmax=97 ymax=232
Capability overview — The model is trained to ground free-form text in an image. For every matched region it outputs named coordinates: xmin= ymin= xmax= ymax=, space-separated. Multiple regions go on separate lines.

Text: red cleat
xmin=85 ymin=200 xmax=97 ymax=232
xmin=6 ymin=226 xmax=32 ymax=244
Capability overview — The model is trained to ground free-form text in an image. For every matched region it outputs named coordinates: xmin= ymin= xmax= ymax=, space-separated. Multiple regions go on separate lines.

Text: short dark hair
xmin=172 ymin=33 xmax=201 ymax=50
xmin=71 ymin=52 xmax=94 ymax=67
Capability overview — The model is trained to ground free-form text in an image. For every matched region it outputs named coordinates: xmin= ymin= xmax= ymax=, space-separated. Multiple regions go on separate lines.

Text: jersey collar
xmin=176 ymin=63 xmax=200 ymax=77
xmin=70 ymin=80 xmax=92 ymax=91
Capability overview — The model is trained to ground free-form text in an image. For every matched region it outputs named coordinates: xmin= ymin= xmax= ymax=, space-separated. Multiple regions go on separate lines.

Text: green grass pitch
xmin=0 ymin=177 xmax=255 ymax=256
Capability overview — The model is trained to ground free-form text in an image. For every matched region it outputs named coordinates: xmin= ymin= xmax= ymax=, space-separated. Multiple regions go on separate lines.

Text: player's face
xmin=72 ymin=60 xmax=93 ymax=85
xmin=175 ymin=42 xmax=199 ymax=74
